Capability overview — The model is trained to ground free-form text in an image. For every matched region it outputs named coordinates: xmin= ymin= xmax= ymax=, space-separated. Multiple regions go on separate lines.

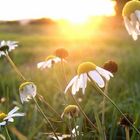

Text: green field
xmin=0 ymin=19 xmax=140 ymax=140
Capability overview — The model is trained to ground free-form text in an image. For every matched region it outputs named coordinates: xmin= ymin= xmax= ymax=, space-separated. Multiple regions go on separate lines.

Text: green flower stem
xmin=68 ymin=118 xmax=74 ymax=140
xmin=60 ymin=61 xmax=98 ymax=132
xmin=4 ymin=126 xmax=11 ymax=140
xmin=61 ymin=60 xmax=68 ymax=85
xmin=33 ymin=97 xmax=59 ymax=140
xmin=88 ymin=74 xmax=140 ymax=135
xmin=102 ymin=81 xmax=108 ymax=126
xmin=37 ymin=94 xmax=62 ymax=121
xmin=102 ymin=81 xmax=108 ymax=140
xmin=5 ymin=53 xmax=26 ymax=81
xmin=69 ymin=92 xmax=98 ymax=131
xmin=125 ymin=126 xmax=130 ymax=140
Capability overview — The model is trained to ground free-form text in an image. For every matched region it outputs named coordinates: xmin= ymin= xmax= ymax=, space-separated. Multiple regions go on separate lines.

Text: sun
xmin=0 ymin=0 xmax=116 ymax=24
xmin=48 ymin=0 xmax=116 ymax=24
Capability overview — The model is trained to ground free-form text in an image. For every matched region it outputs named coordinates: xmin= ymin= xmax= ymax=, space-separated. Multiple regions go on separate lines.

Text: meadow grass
xmin=0 ymin=21 xmax=140 ymax=139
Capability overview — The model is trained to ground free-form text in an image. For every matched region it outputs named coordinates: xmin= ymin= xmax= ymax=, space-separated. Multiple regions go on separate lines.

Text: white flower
xmin=122 ymin=0 xmax=140 ymax=40
xmin=72 ymin=125 xmax=80 ymax=137
xmin=19 ymin=82 xmax=37 ymax=103
xmin=65 ymin=62 xmax=113 ymax=95
xmin=37 ymin=55 xmax=66 ymax=69
xmin=0 ymin=106 xmax=25 ymax=126
xmin=0 ymin=40 xmax=18 ymax=56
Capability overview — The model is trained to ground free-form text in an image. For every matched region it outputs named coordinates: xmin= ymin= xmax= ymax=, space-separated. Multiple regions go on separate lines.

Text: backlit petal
xmin=88 ymin=70 xmax=105 ymax=88
xmin=64 ymin=75 xmax=78 ymax=93
xmin=8 ymin=106 xmax=19 ymax=115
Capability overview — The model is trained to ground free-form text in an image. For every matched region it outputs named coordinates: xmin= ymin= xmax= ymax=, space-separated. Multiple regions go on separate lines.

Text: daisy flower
xmin=37 ymin=55 xmax=66 ymax=69
xmin=65 ymin=62 xmax=113 ymax=95
xmin=0 ymin=40 xmax=18 ymax=56
xmin=19 ymin=82 xmax=37 ymax=103
xmin=0 ymin=106 xmax=25 ymax=126
xmin=122 ymin=0 xmax=140 ymax=40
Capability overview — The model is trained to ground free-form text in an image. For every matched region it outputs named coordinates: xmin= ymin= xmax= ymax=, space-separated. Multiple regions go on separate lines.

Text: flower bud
xmin=61 ymin=105 xmax=79 ymax=119
xmin=103 ymin=60 xmax=118 ymax=73
xmin=118 ymin=114 xmax=134 ymax=127
xmin=55 ymin=48 xmax=68 ymax=59
xmin=19 ymin=82 xmax=37 ymax=103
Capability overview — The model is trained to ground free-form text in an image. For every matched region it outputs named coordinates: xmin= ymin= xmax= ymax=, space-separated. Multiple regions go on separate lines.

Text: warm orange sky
xmin=0 ymin=0 xmax=116 ymax=22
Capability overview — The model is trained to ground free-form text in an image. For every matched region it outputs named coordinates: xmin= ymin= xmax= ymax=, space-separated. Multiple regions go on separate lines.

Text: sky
xmin=0 ymin=0 xmax=116 ymax=21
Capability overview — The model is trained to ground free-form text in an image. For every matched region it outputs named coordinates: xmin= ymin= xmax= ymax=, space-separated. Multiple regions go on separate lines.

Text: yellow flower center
xmin=122 ymin=0 xmax=140 ymax=16
xmin=45 ymin=55 xmax=56 ymax=61
xmin=77 ymin=62 xmax=96 ymax=75
xmin=19 ymin=81 xmax=34 ymax=91
xmin=0 ymin=112 xmax=7 ymax=120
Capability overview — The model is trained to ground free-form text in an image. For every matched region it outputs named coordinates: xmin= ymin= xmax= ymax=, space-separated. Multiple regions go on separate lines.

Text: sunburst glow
xmin=0 ymin=0 xmax=116 ymax=23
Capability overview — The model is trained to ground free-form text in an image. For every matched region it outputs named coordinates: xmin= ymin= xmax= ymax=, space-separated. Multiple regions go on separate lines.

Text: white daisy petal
xmin=130 ymin=13 xmax=140 ymax=35
xmin=88 ymin=70 xmax=105 ymax=88
xmin=72 ymin=77 xmax=79 ymax=95
xmin=96 ymin=66 xmax=113 ymax=81
xmin=130 ymin=13 xmax=137 ymax=27
xmin=135 ymin=10 xmax=140 ymax=23
xmin=8 ymin=118 xmax=14 ymax=122
xmin=8 ymin=106 xmax=19 ymax=115
xmin=0 ymin=121 xmax=6 ymax=126
xmin=45 ymin=60 xmax=52 ymax=68
xmin=53 ymin=57 xmax=61 ymax=63
xmin=132 ymin=32 xmax=138 ymax=40
xmin=4 ymin=113 xmax=25 ymax=120
xmin=81 ymin=74 xmax=88 ymax=94
xmin=37 ymin=62 xmax=46 ymax=69
xmin=64 ymin=75 xmax=78 ymax=93
xmin=77 ymin=74 xmax=83 ymax=88
xmin=124 ymin=16 xmax=133 ymax=35
xmin=1 ymin=40 xmax=6 ymax=46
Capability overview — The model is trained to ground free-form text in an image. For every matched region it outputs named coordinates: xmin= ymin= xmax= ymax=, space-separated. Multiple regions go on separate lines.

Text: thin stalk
xmin=102 ymin=81 xmax=108 ymax=140
xmin=102 ymin=81 xmax=108 ymax=126
xmin=37 ymin=94 xmax=62 ymax=121
xmin=69 ymin=92 xmax=98 ymax=131
xmin=33 ymin=97 xmax=59 ymax=140
xmin=125 ymin=126 xmax=130 ymax=140
xmin=68 ymin=118 xmax=74 ymax=140
xmin=53 ymin=65 xmax=67 ymax=104
xmin=52 ymin=67 xmax=63 ymax=92
xmin=61 ymin=60 xmax=68 ymax=85
xmin=88 ymin=74 xmax=140 ymax=135
xmin=5 ymin=53 xmax=26 ymax=81
xmin=4 ymin=126 xmax=11 ymax=140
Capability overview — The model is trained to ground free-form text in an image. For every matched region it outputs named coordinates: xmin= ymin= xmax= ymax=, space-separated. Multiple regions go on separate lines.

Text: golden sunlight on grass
xmin=57 ymin=17 xmax=104 ymax=39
